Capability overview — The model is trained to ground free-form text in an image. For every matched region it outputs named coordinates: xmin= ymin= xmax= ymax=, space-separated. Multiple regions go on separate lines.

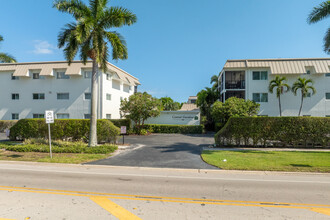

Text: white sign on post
xmin=45 ymin=110 xmax=54 ymax=124
xmin=120 ymin=126 xmax=127 ymax=134
xmin=45 ymin=110 xmax=54 ymax=159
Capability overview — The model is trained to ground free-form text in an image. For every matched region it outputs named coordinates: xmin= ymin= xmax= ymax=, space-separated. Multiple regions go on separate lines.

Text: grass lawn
xmin=201 ymin=150 xmax=330 ymax=172
xmin=0 ymin=149 xmax=110 ymax=163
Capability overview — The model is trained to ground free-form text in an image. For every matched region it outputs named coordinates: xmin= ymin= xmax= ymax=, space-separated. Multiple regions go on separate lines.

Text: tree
xmin=53 ymin=0 xmax=137 ymax=146
xmin=210 ymin=74 xmax=220 ymax=90
xmin=292 ymin=77 xmax=316 ymax=116
xmin=268 ymin=76 xmax=290 ymax=116
xmin=160 ymin=97 xmax=181 ymax=111
xmin=211 ymin=97 xmax=260 ymax=127
xmin=197 ymin=87 xmax=219 ymax=130
xmin=120 ymin=92 xmax=161 ymax=133
xmin=308 ymin=1 xmax=330 ymax=53
xmin=0 ymin=35 xmax=16 ymax=63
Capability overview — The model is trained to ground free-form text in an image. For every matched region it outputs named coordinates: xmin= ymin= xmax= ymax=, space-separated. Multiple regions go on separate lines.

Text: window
xmin=33 ymin=114 xmax=44 ymax=118
xmin=306 ymin=70 xmax=311 ymax=75
xmin=326 ymin=93 xmax=330 ymax=100
xmin=57 ymin=93 xmax=69 ymax=100
xmin=11 ymin=93 xmax=19 ymax=100
xmin=84 ymin=93 xmax=91 ymax=100
xmin=306 ymin=92 xmax=311 ymax=98
xmin=57 ymin=114 xmax=69 ymax=119
xmin=56 ymin=71 xmax=70 ymax=79
xmin=84 ymin=114 xmax=91 ymax=119
xmin=106 ymin=93 xmax=111 ymax=100
xmin=134 ymin=86 xmax=138 ymax=93
xmin=253 ymin=93 xmax=268 ymax=102
xmin=106 ymin=114 xmax=111 ymax=119
xmin=252 ymin=71 xmax=268 ymax=80
xmin=11 ymin=74 xmax=19 ymax=80
xmin=84 ymin=71 xmax=92 ymax=79
xmin=33 ymin=93 xmax=45 ymax=100
xmin=326 ymin=115 xmax=330 ymax=117
xmin=120 ymin=97 xmax=123 ymax=101
xmin=325 ymin=73 xmax=330 ymax=77
xmin=32 ymin=73 xmax=44 ymax=79
xmin=106 ymin=73 xmax=111 ymax=80
xmin=12 ymin=113 xmax=19 ymax=120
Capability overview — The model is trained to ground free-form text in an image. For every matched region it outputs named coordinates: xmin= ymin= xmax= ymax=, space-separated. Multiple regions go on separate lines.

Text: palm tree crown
xmin=308 ymin=1 xmax=330 ymax=53
xmin=53 ymin=0 xmax=137 ymax=71
xmin=292 ymin=77 xmax=316 ymax=116
xmin=0 ymin=34 xmax=16 ymax=63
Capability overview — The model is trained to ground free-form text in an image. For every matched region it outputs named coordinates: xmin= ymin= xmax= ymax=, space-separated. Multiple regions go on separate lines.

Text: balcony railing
xmin=225 ymin=80 xmax=245 ymax=89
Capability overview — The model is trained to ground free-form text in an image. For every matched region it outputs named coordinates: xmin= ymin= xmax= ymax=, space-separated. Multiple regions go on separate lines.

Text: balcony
xmin=225 ymin=71 xmax=245 ymax=89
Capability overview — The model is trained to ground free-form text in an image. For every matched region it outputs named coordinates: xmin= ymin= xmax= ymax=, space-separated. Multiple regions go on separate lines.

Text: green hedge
xmin=215 ymin=117 xmax=330 ymax=148
xmin=109 ymin=119 xmax=131 ymax=129
xmin=0 ymin=120 xmax=17 ymax=132
xmin=143 ymin=124 xmax=203 ymax=134
xmin=9 ymin=119 xmax=120 ymax=143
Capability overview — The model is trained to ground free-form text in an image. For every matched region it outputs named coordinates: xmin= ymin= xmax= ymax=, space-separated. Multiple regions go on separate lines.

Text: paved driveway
xmin=87 ymin=134 xmax=218 ymax=169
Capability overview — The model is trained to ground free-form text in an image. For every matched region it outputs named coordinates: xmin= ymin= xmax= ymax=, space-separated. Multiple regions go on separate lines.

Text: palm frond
xmin=102 ymin=6 xmax=137 ymax=28
xmin=324 ymin=27 xmax=330 ymax=54
xmin=308 ymin=1 xmax=330 ymax=24
xmin=53 ymin=0 xmax=90 ymax=19
xmin=0 ymin=35 xmax=3 ymax=42
xmin=105 ymin=31 xmax=127 ymax=60
xmin=58 ymin=22 xmax=77 ymax=48
xmin=0 ymin=53 xmax=16 ymax=63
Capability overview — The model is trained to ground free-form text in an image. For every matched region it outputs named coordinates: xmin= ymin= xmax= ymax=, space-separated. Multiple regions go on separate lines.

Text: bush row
xmin=1 ymin=143 xmax=117 ymax=154
xmin=109 ymin=119 xmax=131 ymax=129
xmin=9 ymin=119 xmax=120 ymax=143
xmin=0 ymin=120 xmax=18 ymax=132
xmin=215 ymin=117 xmax=330 ymax=148
xmin=143 ymin=124 xmax=203 ymax=134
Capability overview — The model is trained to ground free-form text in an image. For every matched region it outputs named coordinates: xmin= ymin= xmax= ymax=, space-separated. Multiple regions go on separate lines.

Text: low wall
xmin=145 ymin=111 xmax=200 ymax=125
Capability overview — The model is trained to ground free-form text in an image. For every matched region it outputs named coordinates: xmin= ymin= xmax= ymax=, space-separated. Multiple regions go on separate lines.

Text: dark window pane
xmin=253 ymin=93 xmax=260 ymax=102
xmin=261 ymin=71 xmax=268 ymax=80
xmin=253 ymin=72 xmax=260 ymax=80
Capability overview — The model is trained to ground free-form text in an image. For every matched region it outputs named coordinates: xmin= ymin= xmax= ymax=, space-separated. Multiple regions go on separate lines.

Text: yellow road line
xmin=0 ymin=218 xmax=16 ymax=220
xmin=90 ymin=196 xmax=141 ymax=220
xmin=0 ymin=185 xmax=329 ymax=208
xmin=0 ymin=185 xmax=329 ymax=216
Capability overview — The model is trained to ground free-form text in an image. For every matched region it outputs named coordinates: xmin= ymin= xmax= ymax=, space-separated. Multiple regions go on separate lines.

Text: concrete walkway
xmin=203 ymin=147 xmax=330 ymax=152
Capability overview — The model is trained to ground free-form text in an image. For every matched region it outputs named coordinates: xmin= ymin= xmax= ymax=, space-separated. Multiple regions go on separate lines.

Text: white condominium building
xmin=0 ymin=61 xmax=140 ymax=120
xmin=219 ymin=58 xmax=330 ymax=117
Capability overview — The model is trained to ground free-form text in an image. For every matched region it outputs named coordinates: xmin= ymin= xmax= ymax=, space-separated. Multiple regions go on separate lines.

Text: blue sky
xmin=0 ymin=0 xmax=328 ymax=102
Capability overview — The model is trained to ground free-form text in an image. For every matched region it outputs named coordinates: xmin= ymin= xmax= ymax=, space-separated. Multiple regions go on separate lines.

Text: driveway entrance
xmin=87 ymin=134 xmax=218 ymax=169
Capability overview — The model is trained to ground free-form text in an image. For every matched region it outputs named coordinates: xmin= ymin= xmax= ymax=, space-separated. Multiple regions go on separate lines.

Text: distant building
xmin=180 ymin=96 xmax=199 ymax=112
xmin=187 ymin=96 xmax=197 ymax=104
xmin=0 ymin=61 xmax=140 ymax=120
xmin=219 ymin=58 xmax=330 ymax=116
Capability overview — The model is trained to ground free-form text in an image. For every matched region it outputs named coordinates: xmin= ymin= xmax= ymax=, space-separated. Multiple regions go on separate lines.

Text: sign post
xmin=120 ymin=126 xmax=127 ymax=144
xmin=45 ymin=110 xmax=54 ymax=159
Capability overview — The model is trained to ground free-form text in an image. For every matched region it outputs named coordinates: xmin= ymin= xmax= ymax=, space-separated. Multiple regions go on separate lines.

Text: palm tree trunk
xmin=88 ymin=59 xmax=98 ymax=147
xmin=298 ymin=91 xmax=304 ymax=116
xmin=278 ymin=95 xmax=282 ymax=116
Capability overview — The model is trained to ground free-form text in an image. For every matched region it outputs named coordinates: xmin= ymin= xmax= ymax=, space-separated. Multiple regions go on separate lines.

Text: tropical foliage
xmin=268 ymin=76 xmax=290 ymax=116
xmin=160 ymin=97 xmax=181 ymax=111
xmin=292 ymin=77 xmax=316 ymax=116
xmin=53 ymin=0 xmax=137 ymax=146
xmin=308 ymin=1 xmax=330 ymax=53
xmin=120 ymin=92 xmax=161 ymax=134
xmin=0 ymin=35 xmax=16 ymax=63
xmin=196 ymin=87 xmax=219 ymax=130
xmin=210 ymin=74 xmax=220 ymax=90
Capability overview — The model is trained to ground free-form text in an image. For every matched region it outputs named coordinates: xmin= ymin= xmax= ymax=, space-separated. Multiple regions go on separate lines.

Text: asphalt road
xmin=0 ymin=162 xmax=329 ymax=219
xmin=88 ymin=134 xmax=217 ymax=169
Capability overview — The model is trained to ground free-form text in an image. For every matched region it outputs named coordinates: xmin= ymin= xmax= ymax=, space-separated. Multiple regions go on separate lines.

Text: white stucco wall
xmin=145 ymin=111 xmax=201 ymax=125
xmin=0 ymin=67 xmax=137 ymax=120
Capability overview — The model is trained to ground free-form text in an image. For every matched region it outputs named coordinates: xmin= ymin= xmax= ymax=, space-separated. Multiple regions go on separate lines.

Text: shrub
xmin=109 ymin=119 xmax=131 ymax=129
xmin=2 ymin=141 xmax=117 ymax=154
xmin=9 ymin=119 xmax=120 ymax=143
xmin=143 ymin=124 xmax=203 ymax=134
xmin=0 ymin=120 xmax=18 ymax=132
xmin=215 ymin=117 xmax=330 ymax=148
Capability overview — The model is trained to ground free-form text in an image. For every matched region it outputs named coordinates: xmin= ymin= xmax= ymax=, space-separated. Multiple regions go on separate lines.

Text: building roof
xmin=223 ymin=58 xmax=330 ymax=74
xmin=179 ymin=103 xmax=199 ymax=111
xmin=0 ymin=60 xmax=140 ymax=85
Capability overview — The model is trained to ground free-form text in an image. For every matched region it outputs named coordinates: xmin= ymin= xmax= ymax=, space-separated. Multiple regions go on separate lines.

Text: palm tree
xmin=0 ymin=35 xmax=16 ymax=63
xmin=268 ymin=76 xmax=290 ymax=116
xmin=308 ymin=1 xmax=330 ymax=53
xmin=210 ymin=73 xmax=220 ymax=91
xmin=53 ymin=0 xmax=137 ymax=146
xmin=292 ymin=78 xmax=316 ymax=116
